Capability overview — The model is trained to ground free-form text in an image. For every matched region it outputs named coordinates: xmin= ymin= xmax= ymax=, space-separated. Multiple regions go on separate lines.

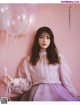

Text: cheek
xmin=38 ymin=39 xmax=42 ymax=46
xmin=38 ymin=39 xmax=40 ymax=44
xmin=39 ymin=39 xmax=42 ymax=43
xmin=48 ymin=40 xmax=51 ymax=45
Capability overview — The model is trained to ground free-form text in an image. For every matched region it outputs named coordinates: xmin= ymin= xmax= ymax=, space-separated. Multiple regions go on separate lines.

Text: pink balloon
xmin=4 ymin=6 xmax=29 ymax=36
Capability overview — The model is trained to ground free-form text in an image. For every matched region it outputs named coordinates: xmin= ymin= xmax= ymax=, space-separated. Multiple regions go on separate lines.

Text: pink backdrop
xmin=0 ymin=4 xmax=80 ymax=97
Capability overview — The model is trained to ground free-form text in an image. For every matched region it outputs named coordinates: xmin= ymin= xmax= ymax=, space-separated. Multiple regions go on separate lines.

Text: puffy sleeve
xmin=10 ymin=57 xmax=32 ymax=94
xmin=59 ymin=54 xmax=77 ymax=97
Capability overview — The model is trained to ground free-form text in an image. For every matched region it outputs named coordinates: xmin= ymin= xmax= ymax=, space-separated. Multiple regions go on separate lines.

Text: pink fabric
xmin=11 ymin=51 xmax=77 ymax=97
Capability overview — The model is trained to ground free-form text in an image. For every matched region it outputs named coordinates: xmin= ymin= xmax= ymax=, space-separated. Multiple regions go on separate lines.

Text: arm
xmin=6 ymin=58 xmax=32 ymax=94
xmin=59 ymin=54 xmax=77 ymax=97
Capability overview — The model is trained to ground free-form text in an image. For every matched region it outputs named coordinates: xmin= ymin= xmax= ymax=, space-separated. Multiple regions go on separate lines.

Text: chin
xmin=41 ymin=47 xmax=47 ymax=49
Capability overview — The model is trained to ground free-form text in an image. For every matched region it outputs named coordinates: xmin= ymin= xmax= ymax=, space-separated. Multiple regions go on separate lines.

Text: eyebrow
xmin=40 ymin=34 xmax=50 ymax=37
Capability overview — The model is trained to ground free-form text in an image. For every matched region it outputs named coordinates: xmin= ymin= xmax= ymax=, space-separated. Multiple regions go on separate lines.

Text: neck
xmin=40 ymin=49 xmax=46 ymax=52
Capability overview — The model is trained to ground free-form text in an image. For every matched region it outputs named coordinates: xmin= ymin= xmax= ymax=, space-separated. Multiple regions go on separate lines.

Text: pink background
xmin=0 ymin=4 xmax=80 ymax=97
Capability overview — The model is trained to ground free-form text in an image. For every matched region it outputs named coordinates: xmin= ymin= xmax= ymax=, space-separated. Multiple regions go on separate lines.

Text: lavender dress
xmin=10 ymin=52 xmax=80 ymax=101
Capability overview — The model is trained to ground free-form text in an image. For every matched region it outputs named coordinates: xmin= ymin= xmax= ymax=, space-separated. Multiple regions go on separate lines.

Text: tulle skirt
xmin=21 ymin=83 xmax=80 ymax=101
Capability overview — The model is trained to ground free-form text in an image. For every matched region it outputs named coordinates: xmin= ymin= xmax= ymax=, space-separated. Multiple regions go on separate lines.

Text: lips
xmin=42 ymin=44 xmax=47 ymax=45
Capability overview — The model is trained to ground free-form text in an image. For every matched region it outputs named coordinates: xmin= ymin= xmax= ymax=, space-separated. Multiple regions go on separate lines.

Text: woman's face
xmin=38 ymin=32 xmax=51 ymax=51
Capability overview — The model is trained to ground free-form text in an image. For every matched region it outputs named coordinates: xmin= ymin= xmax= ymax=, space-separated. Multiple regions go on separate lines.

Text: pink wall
xmin=0 ymin=4 xmax=80 ymax=97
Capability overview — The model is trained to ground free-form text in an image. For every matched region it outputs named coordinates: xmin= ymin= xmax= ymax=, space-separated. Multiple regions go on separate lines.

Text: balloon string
xmin=1 ymin=31 xmax=15 ymax=67
xmin=4 ymin=31 xmax=11 ymax=65
xmin=0 ymin=30 xmax=6 ymax=66
xmin=2 ymin=29 xmax=5 ymax=38
xmin=4 ymin=64 xmax=11 ymax=101
xmin=1 ymin=30 xmax=8 ymax=65
xmin=5 ymin=82 xmax=11 ymax=101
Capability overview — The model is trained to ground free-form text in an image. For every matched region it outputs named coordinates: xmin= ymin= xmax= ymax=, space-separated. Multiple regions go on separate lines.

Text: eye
xmin=47 ymin=36 xmax=50 ymax=39
xmin=39 ymin=36 xmax=43 ymax=38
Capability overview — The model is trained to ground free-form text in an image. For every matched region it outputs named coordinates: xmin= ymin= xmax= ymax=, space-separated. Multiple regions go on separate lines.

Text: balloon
xmin=24 ymin=4 xmax=38 ymax=14
xmin=0 ymin=4 xmax=10 ymax=30
xmin=22 ymin=4 xmax=38 ymax=34
xmin=4 ymin=6 xmax=29 ymax=36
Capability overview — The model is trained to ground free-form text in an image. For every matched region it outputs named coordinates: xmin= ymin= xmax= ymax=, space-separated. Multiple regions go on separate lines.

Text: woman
xmin=3 ymin=26 xmax=80 ymax=101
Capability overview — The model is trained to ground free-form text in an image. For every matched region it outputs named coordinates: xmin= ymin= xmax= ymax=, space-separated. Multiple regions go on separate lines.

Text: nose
xmin=43 ymin=37 xmax=47 ymax=42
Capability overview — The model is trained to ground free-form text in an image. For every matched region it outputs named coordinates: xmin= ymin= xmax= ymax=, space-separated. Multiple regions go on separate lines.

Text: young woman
xmin=3 ymin=26 xmax=80 ymax=101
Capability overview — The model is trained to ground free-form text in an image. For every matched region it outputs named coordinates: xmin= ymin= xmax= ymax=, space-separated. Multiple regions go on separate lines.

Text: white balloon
xmin=0 ymin=4 xmax=10 ymax=30
xmin=22 ymin=4 xmax=38 ymax=34
xmin=4 ymin=6 xmax=29 ymax=36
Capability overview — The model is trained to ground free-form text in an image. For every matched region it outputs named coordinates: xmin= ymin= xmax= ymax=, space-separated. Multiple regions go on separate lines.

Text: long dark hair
xmin=30 ymin=26 xmax=60 ymax=65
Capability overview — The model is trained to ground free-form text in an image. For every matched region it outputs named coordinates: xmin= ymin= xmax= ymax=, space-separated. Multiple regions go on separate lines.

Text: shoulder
xmin=59 ymin=53 xmax=70 ymax=68
xmin=26 ymin=56 xmax=30 ymax=61
xmin=58 ymin=53 xmax=67 ymax=64
xmin=23 ymin=56 xmax=31 ymax=63
xmin=59 ymin=53 xmax=64 ymax=60
xmin=19 ymin=56 xmax=31 ymax=68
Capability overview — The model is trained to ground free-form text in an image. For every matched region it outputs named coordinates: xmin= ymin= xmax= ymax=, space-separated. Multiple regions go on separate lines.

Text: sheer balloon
xmin=22 ymin=4 xmax=38 ymax=34
xmin=23 ymin=13 xmax=35 ymax=35
xmin=4 ymin=6 xmax=29 ymax=36
xmin=0 ymin=4 xmax=10 ymax=30
xmin=25 ymin=4 xmax=38 ymax=14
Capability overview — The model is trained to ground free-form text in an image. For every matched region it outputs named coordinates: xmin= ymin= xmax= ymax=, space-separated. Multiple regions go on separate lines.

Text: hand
xmin=3 ymin=75 xmax=14 ymax=84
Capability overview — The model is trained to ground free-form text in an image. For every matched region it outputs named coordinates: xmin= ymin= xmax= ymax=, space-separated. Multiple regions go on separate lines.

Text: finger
xmin=3 ymin=77 xmax=8 ymax=84
xmin=6 ymin=75 xmax=14 ymax=83
xmin=6 ymin=75 xmax=12 ymax=81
